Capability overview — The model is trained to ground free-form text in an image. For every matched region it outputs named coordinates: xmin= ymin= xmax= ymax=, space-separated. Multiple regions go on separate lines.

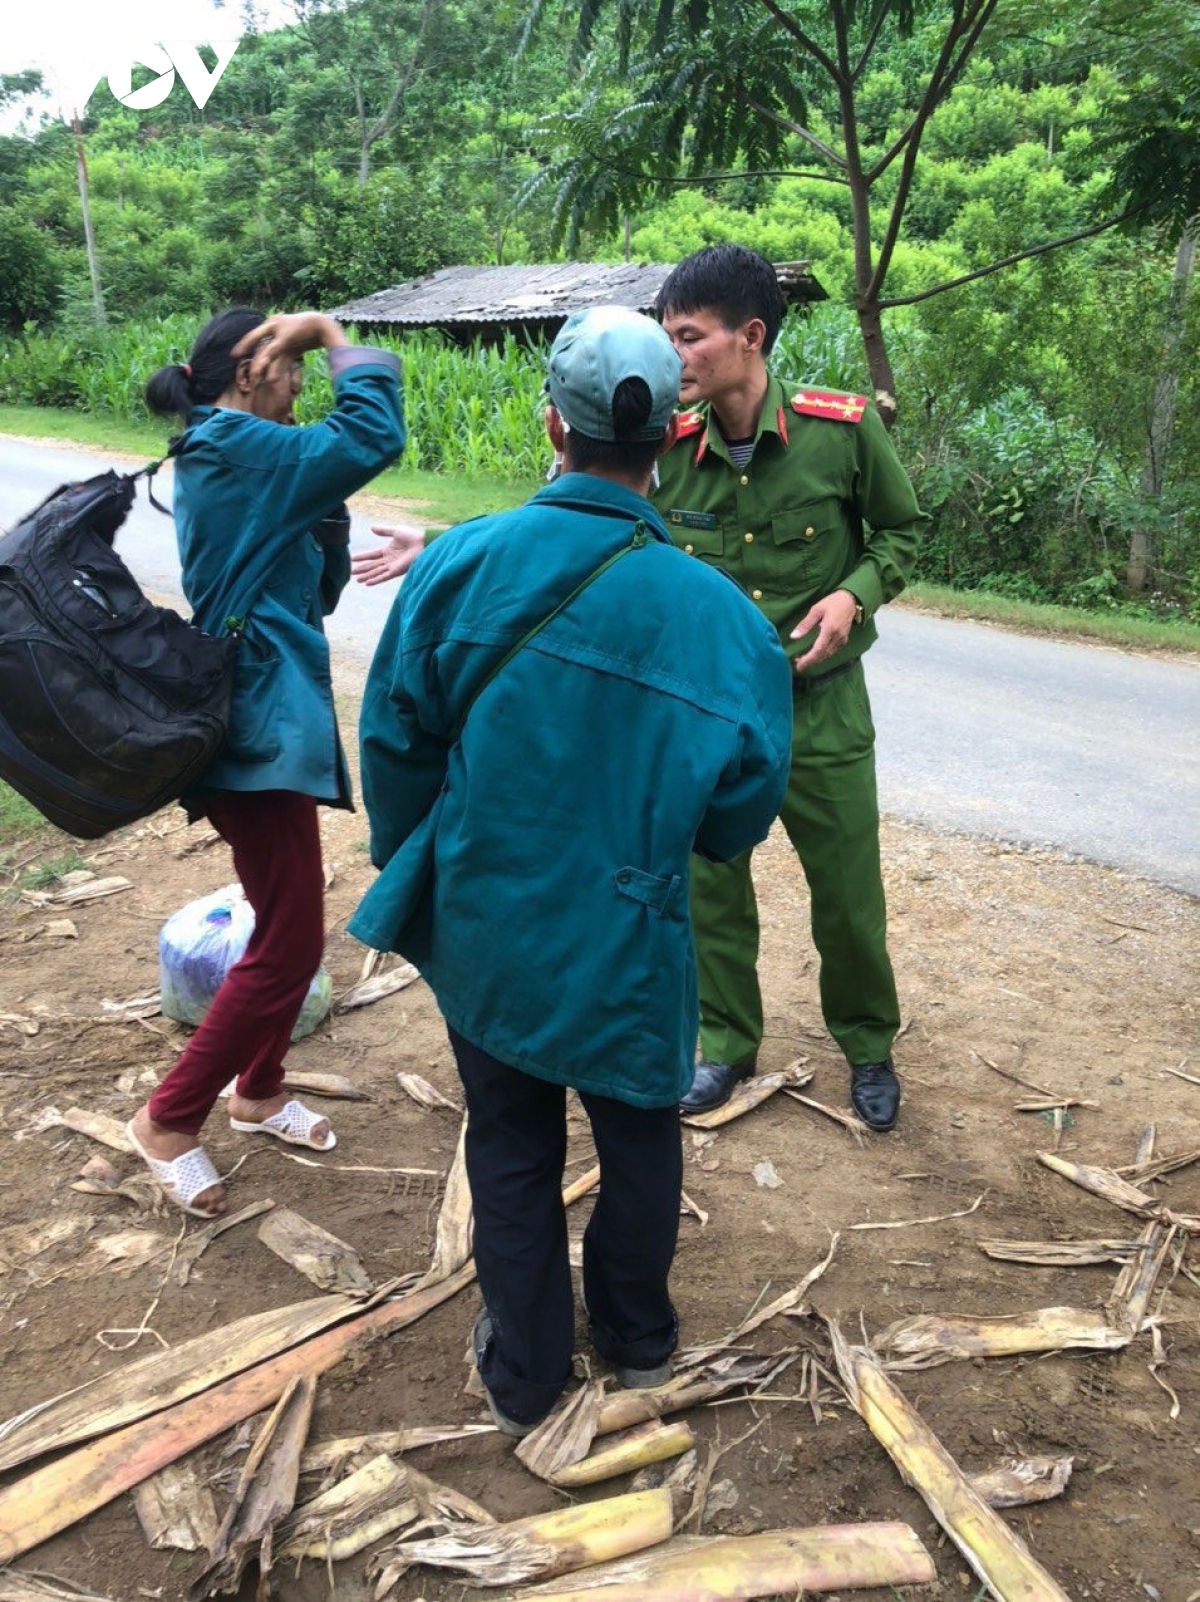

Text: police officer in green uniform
xmin=653 ymin=244 xmax=929 ymax=1131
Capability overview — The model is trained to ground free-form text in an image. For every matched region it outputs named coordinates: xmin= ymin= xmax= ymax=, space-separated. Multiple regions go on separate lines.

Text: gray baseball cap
xmin=545 ymin=307 xmax=683 ymax=442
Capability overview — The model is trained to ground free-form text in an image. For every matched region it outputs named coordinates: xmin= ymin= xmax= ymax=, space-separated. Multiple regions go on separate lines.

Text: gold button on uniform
xmin=684 ymin=543 xmax=694 ymax=554
xmin=744 ymin=532 xmax=754 ymax=543
xmin=739 ymin=474 xmax=749 ymax=486
xmin=804 ymin=525 xmax=815 ymax=538
xmin=752 ymin=589 xmax=763 ymax=600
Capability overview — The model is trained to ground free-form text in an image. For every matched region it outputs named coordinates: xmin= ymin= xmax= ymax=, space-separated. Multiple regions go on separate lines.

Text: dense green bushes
xmin=2 ymin=306 xmax=1192 ymax=619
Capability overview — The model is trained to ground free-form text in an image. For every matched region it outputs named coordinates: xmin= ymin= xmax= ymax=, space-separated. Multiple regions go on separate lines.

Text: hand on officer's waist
xmin=790 ymin=589 xmax=857 ymax=672
xmin=351 ymin=524 xmax=426 ymax=586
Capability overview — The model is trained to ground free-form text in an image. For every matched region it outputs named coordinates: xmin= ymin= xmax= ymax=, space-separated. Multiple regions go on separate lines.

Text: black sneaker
xmin=472 ymin=1309 xmax=537 ymax=1438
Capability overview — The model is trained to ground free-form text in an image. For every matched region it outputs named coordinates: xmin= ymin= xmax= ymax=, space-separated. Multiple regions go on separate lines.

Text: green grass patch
xmin=19 ymin=852 xmax=89 ymax=890
xmin=0 ymin=405 xmax=168 ymax=459
xmin=902 ymin=582 xmax=1200 ymax=655
xmin=0 ymin=783 xmax=48 ymax=850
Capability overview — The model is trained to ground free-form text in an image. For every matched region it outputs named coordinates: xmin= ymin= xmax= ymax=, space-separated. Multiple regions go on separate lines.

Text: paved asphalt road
xmin=2 ymin=437 xmax=1197 ymax=894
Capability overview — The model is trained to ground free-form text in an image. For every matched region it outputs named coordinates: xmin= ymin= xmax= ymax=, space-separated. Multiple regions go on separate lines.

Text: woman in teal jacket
xmin=127 ymin=309 xmax=404 ymax=1219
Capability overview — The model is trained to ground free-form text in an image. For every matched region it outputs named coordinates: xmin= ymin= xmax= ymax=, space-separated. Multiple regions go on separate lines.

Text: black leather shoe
xmin=851 ymin=1059 xmax=900 ymax=1132
xmin=680 ymin=1058 xmax=756 ymax=1115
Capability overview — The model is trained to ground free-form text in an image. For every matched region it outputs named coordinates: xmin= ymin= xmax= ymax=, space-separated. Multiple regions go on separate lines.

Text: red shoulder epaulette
xmin=791 ymin=389 xmax=868 ymax=424
xmin=672 ymin=409 xmax=705 ymax=440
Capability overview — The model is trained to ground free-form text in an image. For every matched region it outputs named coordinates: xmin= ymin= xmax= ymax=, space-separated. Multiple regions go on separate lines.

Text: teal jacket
xmin=175 ymin=348 xmax=404 ymax=809
xmin=351 ymin=473 xmax=792 ymax=1108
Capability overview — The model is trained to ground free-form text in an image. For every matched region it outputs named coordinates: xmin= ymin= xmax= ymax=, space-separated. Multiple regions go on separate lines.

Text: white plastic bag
xmin=158 ymin=883 xmax=332 ymax=1040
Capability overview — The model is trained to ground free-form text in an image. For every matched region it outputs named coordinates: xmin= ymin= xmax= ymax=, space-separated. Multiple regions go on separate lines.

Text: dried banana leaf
xmin=830 ymin=1329 xmax=1071 ymax=1601
xmin=0 ymin=1173 xmax=603 ymax=1558
xmin=0 ymin=1262 xmax=478 ymax=1562
xmin=549 ymin=1422 xmax=696 ymax=1488
xmin=516 ymin=1381 xmax=605 ymax=1481
xmin=257 ymin=1208 xmax=374 ymax=1297
xmin=512 ymin=1522 xmax=936 ymax=1599
xmin=131 ymin=1458 xmax=221 ymax=1551
xmin=874 ymin=1306 xmax=1130 ymax=1368
xmin=415 ymin=1115 xmax=473 ymax=1287
xmin=682 ymin=1061 xmax=813 ymax=1129
xmin=0 ymin=1290 xmax=382 ymax=1475
xmin=377 ymin=1487 xmax=674 ymax=1590
xmin=781 ymin=1089 xmax=867 ymax=1139
xmin=978 ymin=1238 xmax=1145 ymax=1267
xmin=301 ymin=1424 xmax=496 ymax=1476
xmin=172 ymin=1201 xmax=275 ymax=1288
xmin=0 ymin=1575 xmax=119 ymax=1601
xmin=678 ymin=1235 xmax=838 ymax=1367
xmin=969 ymin=1455 xmax=1073 ymax=1509
xmin=198 ymin=1372 xmax=316 ymax=1596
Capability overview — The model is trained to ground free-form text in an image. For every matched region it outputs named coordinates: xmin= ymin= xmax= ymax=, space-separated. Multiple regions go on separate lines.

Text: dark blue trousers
xmin=448 ymin=1026 xmax=682 ymax=1427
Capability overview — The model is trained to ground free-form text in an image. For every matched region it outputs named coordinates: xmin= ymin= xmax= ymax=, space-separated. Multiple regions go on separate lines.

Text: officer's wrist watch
xmin=851 ymin=599 xmax=865 ymax=627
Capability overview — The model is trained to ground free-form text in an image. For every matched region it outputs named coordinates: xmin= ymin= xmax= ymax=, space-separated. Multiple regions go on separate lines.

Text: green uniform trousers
xmin=691 ymin=659 xmax=899 ymax=1069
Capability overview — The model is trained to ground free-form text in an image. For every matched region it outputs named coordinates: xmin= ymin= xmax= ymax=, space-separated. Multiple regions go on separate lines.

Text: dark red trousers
xmin=148 ymin=790 xmax=325 ymax=1136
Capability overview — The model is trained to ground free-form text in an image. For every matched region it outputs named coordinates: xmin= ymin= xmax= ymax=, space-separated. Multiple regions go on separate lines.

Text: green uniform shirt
xmin=653 ymin=374 xmax=929 ymax=674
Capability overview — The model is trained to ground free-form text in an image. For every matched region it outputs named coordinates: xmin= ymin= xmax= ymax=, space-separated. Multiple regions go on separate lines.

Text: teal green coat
xmin=351 ymin=473 xmax=792 ymax=1108
xmin=175 ymin=349 xmax=404 ymax=809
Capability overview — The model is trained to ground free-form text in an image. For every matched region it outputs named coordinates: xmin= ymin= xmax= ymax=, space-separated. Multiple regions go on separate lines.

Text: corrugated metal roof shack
xmin=328 ymin=261 xmax=828 ymax=345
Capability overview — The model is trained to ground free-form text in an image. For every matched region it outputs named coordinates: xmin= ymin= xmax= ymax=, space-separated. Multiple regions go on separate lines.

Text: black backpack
xmin=0 ymin=466 xmax=243 ymax=839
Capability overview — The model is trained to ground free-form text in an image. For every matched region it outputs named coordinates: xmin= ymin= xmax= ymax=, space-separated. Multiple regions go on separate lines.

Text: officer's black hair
xmin=564 ymin=377 xmax=663 ymax=474
xmin=145 ymin=307 xmax=266 ymax=420
xmin=655 ymin=244 xmax=785 ymax=355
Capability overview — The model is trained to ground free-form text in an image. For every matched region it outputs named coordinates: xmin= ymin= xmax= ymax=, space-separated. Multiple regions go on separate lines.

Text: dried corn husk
xmin=513 ymin=1522 xmax=935 ymax=1599
xmin=376 ymin=1487 xmax=674 ymax=1590
xmin=969 ymin=1455 xmax=1073 ymax=1509
xmin=549 ymin=1422 xmax=696 ymax=1489
xmin=199 ymin=1372 xmax=315 ymax=1595
xmin=830 ymin=1327 xmax=1071 ymax=1601
xmin=782 ymin=1089 xmax=867 ymax=1139
xmin=978 ymin=1238 xmax=1145 ymax=1266
xmin=257 ymin=1208 xmax=374 ymax=1297
xmin=172 ymin=1200 xmax=275 ymax=1288
xmin=131 ymin=1459 xmax=221 ymax=1550
xmin=874 ymin=1306 xmax=1130 ymax=1367
xmin=681 ymin=1061 xmax=813 ymax=1129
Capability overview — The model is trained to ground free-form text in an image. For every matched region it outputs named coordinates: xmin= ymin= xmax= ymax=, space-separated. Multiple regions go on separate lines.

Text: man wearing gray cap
xmin=353 ymin=307 xmax=792 ymax=1435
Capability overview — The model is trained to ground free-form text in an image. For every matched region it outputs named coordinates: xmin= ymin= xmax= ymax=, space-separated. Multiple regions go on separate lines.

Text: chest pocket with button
xmin=668 ymin=521 xmax=725 ymax=563
xmin=768 ymin=496 xmax=853 ymax=595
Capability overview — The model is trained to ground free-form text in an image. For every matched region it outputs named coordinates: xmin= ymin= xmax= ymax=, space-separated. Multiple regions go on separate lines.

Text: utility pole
xmin=71 ymin=110 xmax=107 ymax=327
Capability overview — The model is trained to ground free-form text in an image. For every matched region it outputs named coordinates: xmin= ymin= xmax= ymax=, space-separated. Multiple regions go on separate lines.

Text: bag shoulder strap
xmin=453 ymin=519 xmax=649 ymax=738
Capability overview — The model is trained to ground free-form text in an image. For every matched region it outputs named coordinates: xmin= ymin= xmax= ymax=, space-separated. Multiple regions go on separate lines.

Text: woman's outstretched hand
xmin=351 ymin=524 xmax=427 ymax=585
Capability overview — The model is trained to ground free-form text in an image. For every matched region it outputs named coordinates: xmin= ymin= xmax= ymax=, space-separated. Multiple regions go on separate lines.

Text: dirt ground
xmin=0 ymin=724 xmax=1197 ymax=1600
